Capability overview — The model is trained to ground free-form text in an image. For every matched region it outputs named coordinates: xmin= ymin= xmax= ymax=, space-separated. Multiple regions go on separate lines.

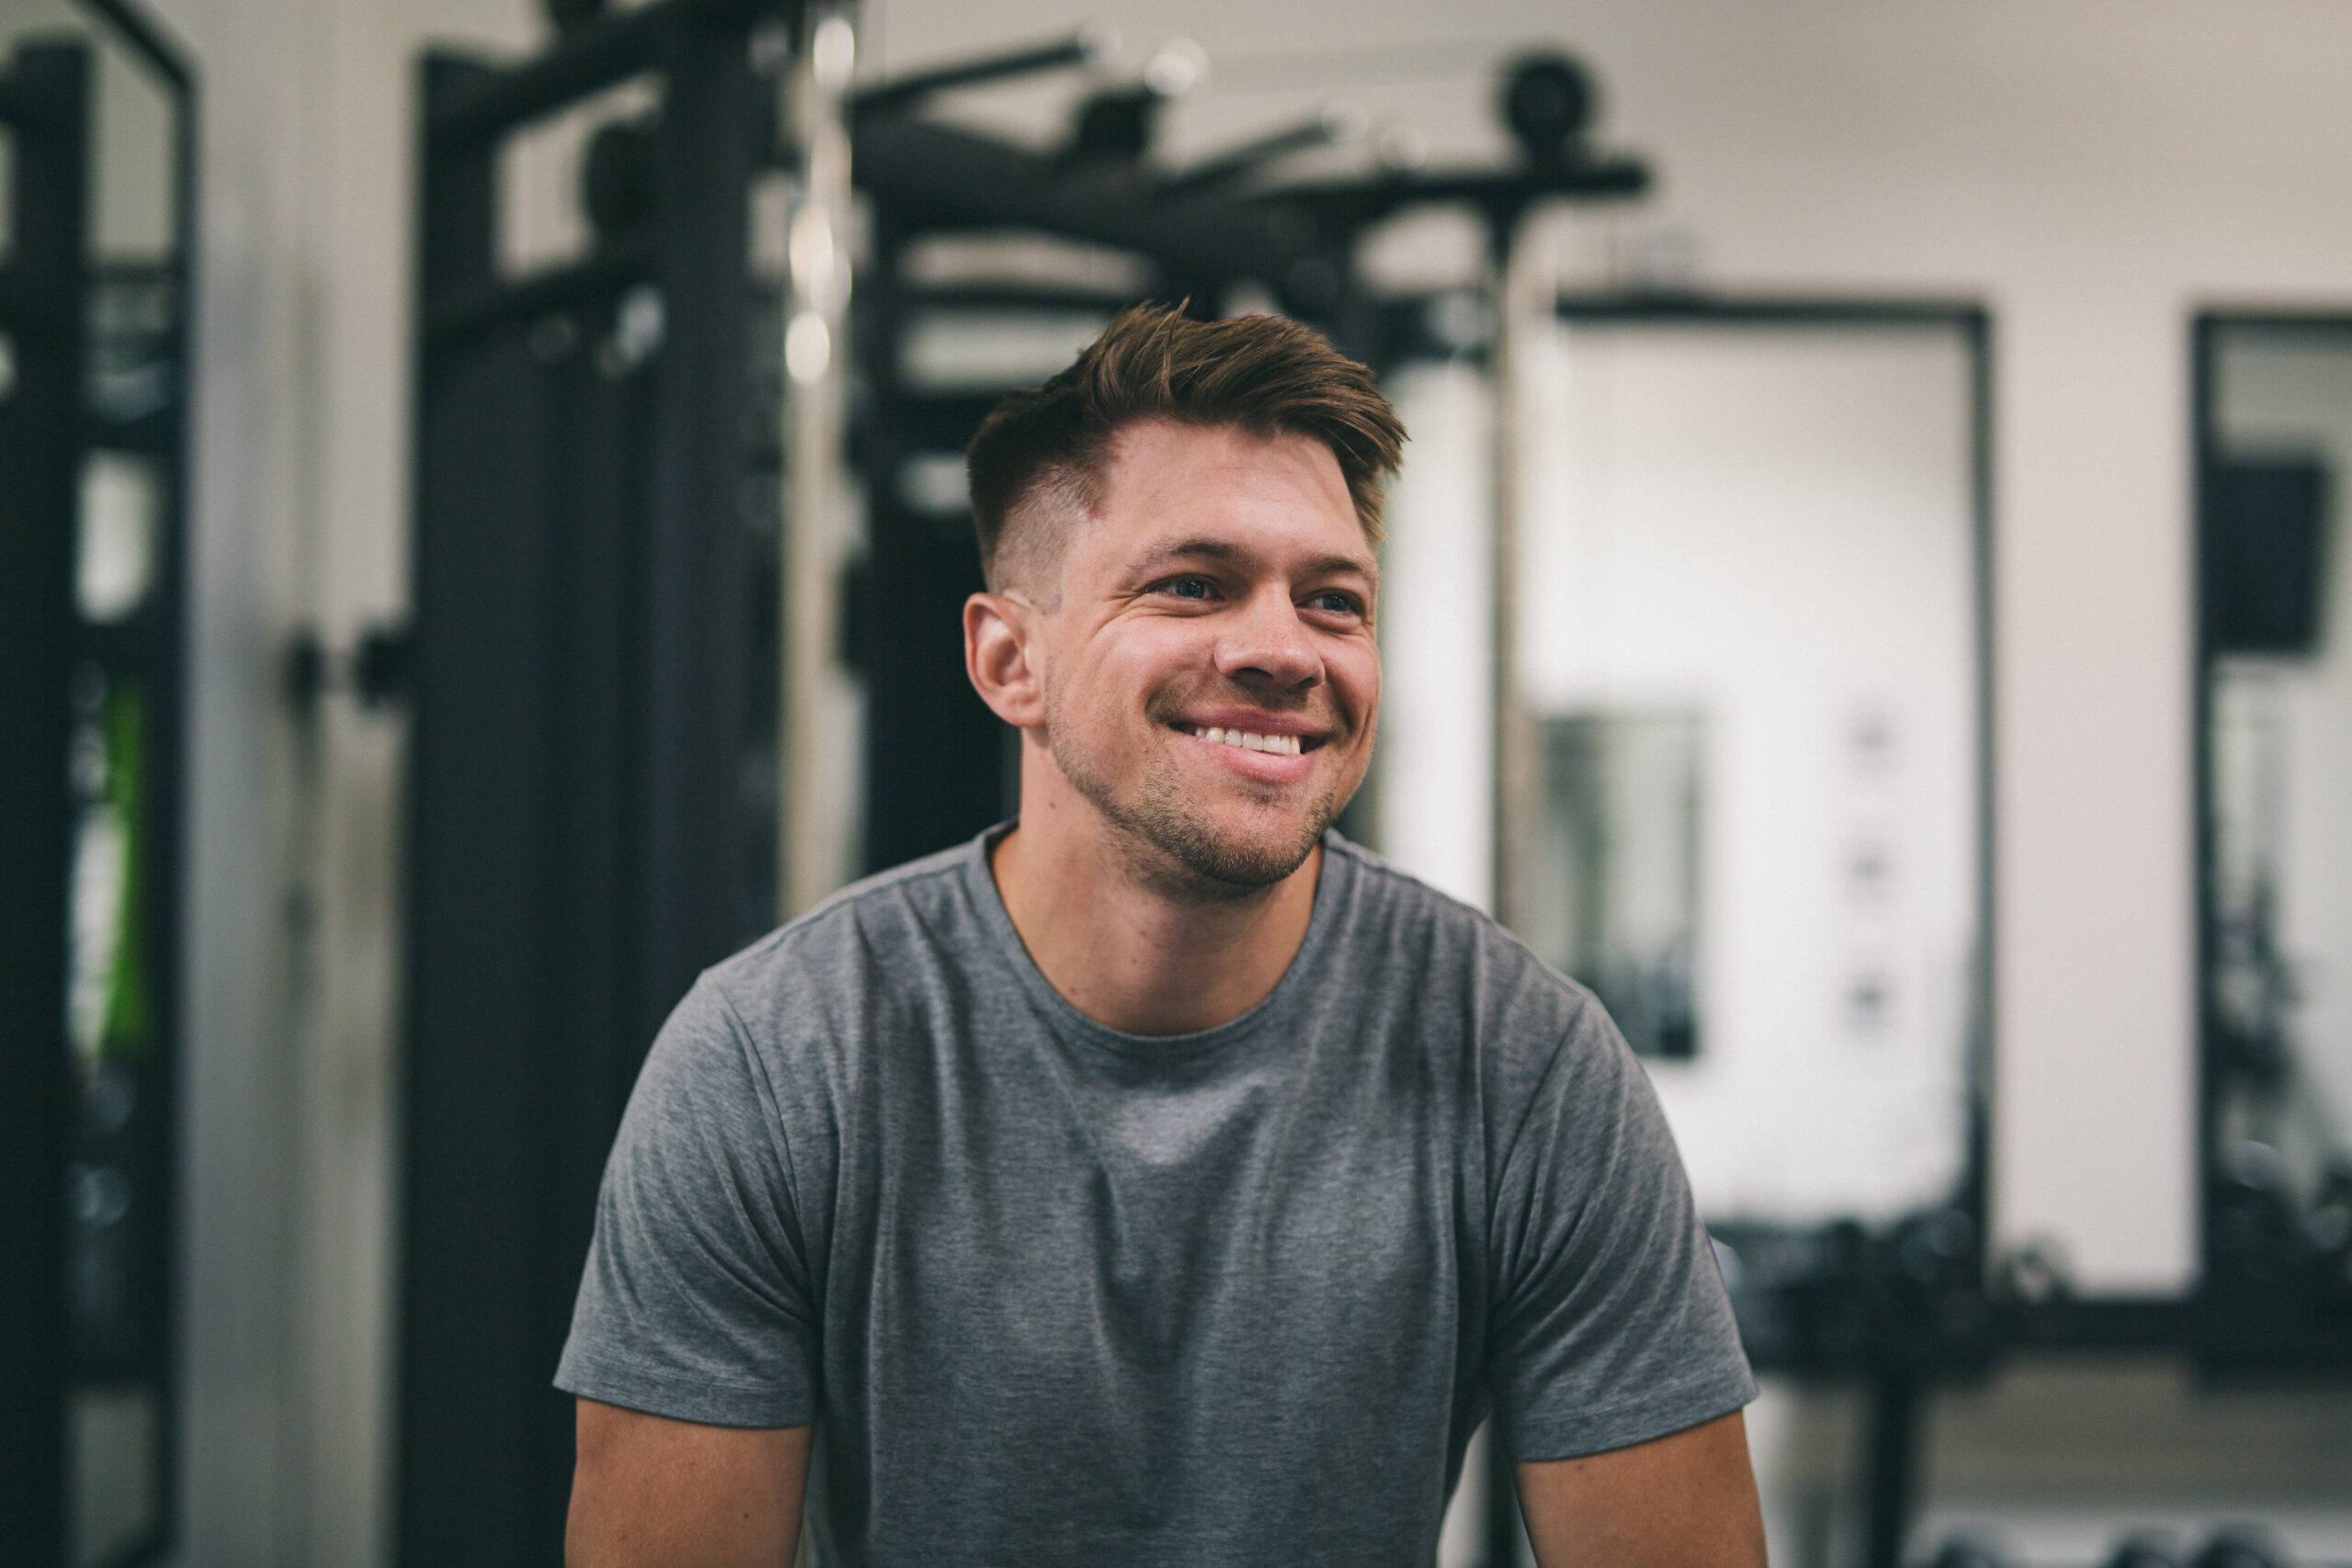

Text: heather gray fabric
xmin=557 ymin=827 xmax=1753 ymax=1567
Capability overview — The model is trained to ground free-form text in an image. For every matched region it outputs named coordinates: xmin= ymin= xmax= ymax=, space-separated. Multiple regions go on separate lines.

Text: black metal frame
xmin=82 ymin=19 xmax=196 ymax=1565
xmin=2188 ymin=308 xmax=2352 ymax=1377
xmin=845 ymin=268 xmax=1142 ymax=871
xmin=0 ymin=0 xmax=194 ymax=1561
xmin=0 ymin=39 xmax=92 ymax=1562
xmin=398 ymin=4 xmax=796 ymax=1562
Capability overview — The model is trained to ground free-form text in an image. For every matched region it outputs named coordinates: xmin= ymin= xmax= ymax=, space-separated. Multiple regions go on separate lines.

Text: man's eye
xmin=1306 ymin=591 xmax=1363 ymax=615
xmin=1161 ymin=576 xmax=1215 ymax=601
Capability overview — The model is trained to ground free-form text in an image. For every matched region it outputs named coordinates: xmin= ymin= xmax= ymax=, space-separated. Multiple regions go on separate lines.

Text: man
xmin=559 ymin=305 xmax=1766 ymax=1566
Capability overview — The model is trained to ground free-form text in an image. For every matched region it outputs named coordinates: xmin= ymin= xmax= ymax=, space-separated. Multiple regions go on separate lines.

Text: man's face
xmin=1029 ymin=418 xmax=1380 ymax=895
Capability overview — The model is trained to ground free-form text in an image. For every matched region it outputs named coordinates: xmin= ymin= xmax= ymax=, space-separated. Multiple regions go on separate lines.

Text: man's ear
xmin=965 ymin=592 xmax=1045 ymax=728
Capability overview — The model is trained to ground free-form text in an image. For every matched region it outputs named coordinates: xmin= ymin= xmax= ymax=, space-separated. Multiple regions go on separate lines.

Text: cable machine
xmin=399 ymin=0 xmax=797 ymax=1559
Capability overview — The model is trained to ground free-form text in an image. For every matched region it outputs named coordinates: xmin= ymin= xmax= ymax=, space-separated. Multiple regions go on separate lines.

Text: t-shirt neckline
xmin=958 ymin=819 xmax=1354 ymax=1060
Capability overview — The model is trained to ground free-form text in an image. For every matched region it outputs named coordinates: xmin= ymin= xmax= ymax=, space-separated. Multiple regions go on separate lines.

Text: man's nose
xmin=1212 ymin=588 xmax=1322 ymax=690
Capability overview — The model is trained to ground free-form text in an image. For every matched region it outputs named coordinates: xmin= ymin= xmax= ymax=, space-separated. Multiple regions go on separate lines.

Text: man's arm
xmin=1515 ymin=1409 xmax=1768 ymax=1568
xmin=567 ymin=1399 xmax=811 ymax=1568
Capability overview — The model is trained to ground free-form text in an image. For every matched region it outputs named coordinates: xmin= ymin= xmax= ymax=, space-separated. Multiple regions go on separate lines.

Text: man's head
xmin=961 ymin=308 xmax=1407 ymax=898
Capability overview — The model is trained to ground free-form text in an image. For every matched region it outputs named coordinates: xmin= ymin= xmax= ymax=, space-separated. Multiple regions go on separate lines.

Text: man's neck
xmin=988 ymin=767 xmax=1323 ymax=1038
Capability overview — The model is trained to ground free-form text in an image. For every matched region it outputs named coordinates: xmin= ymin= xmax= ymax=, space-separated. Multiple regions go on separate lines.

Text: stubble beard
xmin=1044 ymin=687 xmax=1355 ymax=901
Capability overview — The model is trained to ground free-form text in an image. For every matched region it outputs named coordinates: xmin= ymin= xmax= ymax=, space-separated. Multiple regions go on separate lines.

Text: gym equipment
xmin=1928 ymin=1533 xmax=2018 ymax=1568
xmin=2107 ymin=1534 xmax=2188 ymax=1568
xmin=400 ymin=2 xmax=797 ymax=1560
xmin=0 ymin=3 xmax=193 ymax=1559
xmin=2189 ymin=1527 xmax=2293 ymax=1568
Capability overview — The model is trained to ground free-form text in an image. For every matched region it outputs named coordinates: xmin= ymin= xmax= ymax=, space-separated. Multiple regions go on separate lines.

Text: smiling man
xmin=558 ymin=306 xmax=1766 ymax=1567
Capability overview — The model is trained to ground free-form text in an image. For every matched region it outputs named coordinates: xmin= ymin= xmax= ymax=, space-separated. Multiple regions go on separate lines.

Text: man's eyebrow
xmin=1131 ymin=536 xmax=1246 ymax=572
xmin=1303 ymin=552 xmax=1380 ymax=582
xmin=1131 ymin=536 xmax=1378 ymax=580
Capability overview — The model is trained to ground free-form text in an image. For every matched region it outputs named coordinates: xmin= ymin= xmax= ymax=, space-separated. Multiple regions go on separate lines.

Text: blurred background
xmin=6 ymin=0 xmax=2352 ymax=1564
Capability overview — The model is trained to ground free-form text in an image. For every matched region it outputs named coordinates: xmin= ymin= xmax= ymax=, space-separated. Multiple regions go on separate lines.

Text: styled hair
xmin=965 ymin=303 xmax=1407 ymax=594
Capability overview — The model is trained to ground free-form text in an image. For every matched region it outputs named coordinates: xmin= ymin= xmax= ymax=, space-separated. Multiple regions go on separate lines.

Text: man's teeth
xmin=1194 ymin=726 xmax=1303 ymax=757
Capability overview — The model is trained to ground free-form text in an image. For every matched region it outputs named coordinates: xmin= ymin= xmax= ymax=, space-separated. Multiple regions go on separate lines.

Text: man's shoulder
xmin=1323 ymin=833 xmax=1486 ymax=928
xmin=1320 ymin=833 xmax=1598 ymax=1032
xmin=1314 ymin=837 xmax=1636 ymax=1168
xmin=696 ymin=834 xmax=991 ymax=1021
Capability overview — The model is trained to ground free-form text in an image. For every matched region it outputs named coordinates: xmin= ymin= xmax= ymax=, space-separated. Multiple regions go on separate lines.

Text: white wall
xmin=1377 ymin=361 xmax=1496 ymax=915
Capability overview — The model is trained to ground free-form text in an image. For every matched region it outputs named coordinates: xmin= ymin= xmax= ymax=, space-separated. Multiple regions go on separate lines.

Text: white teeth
xmin=1190 ymin=726 xmax=1301 ymax=756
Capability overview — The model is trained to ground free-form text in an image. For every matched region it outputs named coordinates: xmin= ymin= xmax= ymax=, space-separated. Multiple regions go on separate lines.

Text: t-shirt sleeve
xmin=1484 ymin=991 xmax=1756 ymax=1462
xmin=554 ymin=976 xmax=820 ymax=1427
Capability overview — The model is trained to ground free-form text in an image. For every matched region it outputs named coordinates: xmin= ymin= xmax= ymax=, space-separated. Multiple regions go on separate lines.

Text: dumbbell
xmin=2103 ymin=1533 xmax=2181 ymax=1568
xmin=1927 ymin=1534 xmax=2016 ymax=1568
xmin=2190 ymin=1527 xmax=2290 ymax=1568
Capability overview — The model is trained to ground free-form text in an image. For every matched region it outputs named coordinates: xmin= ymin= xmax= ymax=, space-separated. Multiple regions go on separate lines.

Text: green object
xmin=100 ymin=680 xmax=152 ymax=1059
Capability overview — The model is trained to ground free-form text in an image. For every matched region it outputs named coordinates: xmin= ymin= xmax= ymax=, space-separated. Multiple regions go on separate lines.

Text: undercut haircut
xmin=965 ymin=303 xmax=1408 ymax=597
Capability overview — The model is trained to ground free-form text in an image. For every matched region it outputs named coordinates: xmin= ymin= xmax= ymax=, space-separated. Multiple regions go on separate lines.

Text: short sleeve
xmin=1484 ymin=995 xmax=1756 ymax=1461
xmin=554 ymin=976 xmax=820 ymax=1427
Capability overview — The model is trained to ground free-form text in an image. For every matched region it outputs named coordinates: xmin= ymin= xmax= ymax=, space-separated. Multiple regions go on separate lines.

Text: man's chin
xmin=1164 ymin=826 xmax=1321 ymax=893
xmin=1113 ymin=801 xmax=1331 ymax=899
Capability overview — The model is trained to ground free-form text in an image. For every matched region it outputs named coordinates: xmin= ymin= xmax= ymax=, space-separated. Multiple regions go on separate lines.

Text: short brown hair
xmin=965 ymin=304 xmax=1406 ymax=594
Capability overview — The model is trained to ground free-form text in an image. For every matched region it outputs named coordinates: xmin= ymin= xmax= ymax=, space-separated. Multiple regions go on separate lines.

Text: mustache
xmin=1144 ymin=687 xmax=1340 ymax=728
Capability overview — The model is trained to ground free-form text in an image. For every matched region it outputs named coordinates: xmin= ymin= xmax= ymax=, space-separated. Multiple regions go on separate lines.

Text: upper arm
xmin=567 ymin=1399 xmax=811 ymax=1568
xmin=1485 ymin=997 xmax=1756 ymax=1462
xmin=558 ymin=978 xmax=820 ymax=1429
xmin=1515 ymin=1409 xmax=1767 ymax=1568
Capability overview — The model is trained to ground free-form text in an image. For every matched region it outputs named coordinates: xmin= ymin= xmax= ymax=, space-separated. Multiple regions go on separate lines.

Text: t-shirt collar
xmin=958 ymin=819 xmax=1353 ymax=1060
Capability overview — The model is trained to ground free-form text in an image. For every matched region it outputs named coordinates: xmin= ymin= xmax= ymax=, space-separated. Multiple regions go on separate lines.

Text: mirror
xmin=1380 ymin=300 xmax=1989 ymax=1256
xmin=2198 ymin=315 xmax=2352 ymax=1333
xmin=1523 ymin=308 xmax=1985 ymax=1234
xmin=0 ymin=0 xmax=189 ymax=1560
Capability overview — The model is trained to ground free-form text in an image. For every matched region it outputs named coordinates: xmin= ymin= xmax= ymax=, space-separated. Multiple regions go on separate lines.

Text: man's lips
xmin=1170 ymin=713 xmax=1329 ymax=757
xmin=1165 ymin=713 xmax=1338 ymax=780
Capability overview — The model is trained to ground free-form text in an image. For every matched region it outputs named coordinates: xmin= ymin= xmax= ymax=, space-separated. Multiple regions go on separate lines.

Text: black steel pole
xmin=1484 ymin=1427 xmax=1522 ymax=1567
xmin=0 ymin=39 xmax=90 ymax=1562
xmin=417 ymin=55 xmax=500 ymax=299
xmin=396 ymin=51 xmax=505 ymax=1568
xmin=634 ymin=6 xmax=759 ymax=1047
xmin=1862 ymin=1367 xmax=1922 ymax=1568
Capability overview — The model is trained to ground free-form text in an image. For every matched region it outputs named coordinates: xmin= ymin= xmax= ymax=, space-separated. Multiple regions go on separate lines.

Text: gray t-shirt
xmin=557 ymin=829 xmax=1753 ymax=1566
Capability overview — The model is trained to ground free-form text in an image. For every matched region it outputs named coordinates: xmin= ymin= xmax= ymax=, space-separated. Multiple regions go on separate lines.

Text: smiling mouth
xmin=1173 ymin=722 xmax=1312 ymax=757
